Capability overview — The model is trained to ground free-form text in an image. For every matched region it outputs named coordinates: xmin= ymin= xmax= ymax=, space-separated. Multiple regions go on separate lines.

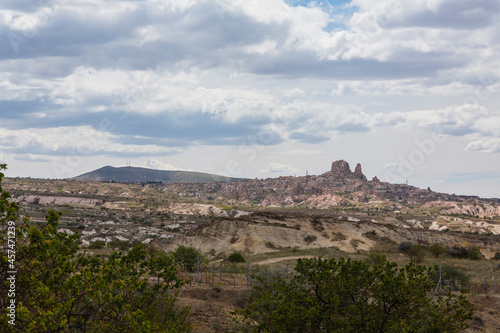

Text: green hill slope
xmin=71 ymin=166 xmax=245 ymax=183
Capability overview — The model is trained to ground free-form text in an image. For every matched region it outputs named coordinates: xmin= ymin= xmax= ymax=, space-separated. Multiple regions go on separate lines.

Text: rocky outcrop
xmin=354 ymin=163 xmax=367 ymax=181
xmin=16 ymin=195 xmax=103 ymax=207
xmin=167 ymin=203 xmax=251 ymax=218
xmin=327 ymin=160 xmax=367 ymax=181
xmin=422 ymin=201 xmax=500 ymax=219
xmin=330 ymin=160 xmax=352 ymax=177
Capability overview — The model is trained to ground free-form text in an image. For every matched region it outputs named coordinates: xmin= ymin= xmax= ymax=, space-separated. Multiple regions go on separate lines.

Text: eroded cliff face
xmin=17 ymin=195 xmax=104 ymax=207
xmin=423 ymin=201 xmax=500 ymax=219
xmin=161 ymin=212 xmax=500 ymax=258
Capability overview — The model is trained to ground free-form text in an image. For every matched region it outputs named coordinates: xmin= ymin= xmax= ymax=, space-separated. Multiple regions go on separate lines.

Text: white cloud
xmin=0 ymin=126 xmax=180 ymax=157
xmin=466 ymin=139 xmax=500 ymax=154
xmin=404 ymin=104 xmax=489 ymax=135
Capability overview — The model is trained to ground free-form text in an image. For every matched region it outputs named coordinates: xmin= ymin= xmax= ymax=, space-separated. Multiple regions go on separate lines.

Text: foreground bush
xmin=237 ymin=256 xmax=474 ymax=332
xmin=0 ymin=165 xmax=190 ymax=332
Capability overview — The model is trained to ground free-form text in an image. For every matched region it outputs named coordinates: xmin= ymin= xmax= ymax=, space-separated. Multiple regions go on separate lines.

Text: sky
xmin=0 ymin=0 xmax=499 ymax=198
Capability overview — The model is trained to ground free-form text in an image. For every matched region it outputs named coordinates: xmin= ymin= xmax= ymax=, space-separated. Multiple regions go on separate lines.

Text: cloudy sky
xmin=1 ymin=0 xmax=499 ymax=198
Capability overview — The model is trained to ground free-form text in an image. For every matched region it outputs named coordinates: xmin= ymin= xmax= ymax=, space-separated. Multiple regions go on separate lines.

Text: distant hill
xmin=71 ymin=166 xmax=245 ymax=183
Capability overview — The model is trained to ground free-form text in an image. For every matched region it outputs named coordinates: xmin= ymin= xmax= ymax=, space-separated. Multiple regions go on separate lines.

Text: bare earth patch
xmin=255 ymin=255 xmax=316 ymax=265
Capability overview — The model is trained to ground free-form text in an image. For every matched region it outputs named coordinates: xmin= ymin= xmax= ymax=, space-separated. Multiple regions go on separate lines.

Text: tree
xmin=404 ymin=244 xmax=426 ymax=263
xmin=88 ymin=240 xmax=106 ymax=249
xmin=228 ymin=252 xmax=246 ymax=263
xmin=0 ymin=165 xmax=190 ymax=332
xmin=430 ymin=264 xmax=470 ymax=291
xmin=467 ymin=247 xmax=482 ymax=260
xmin=237 ymin=256 xmax=474 ymax=332
xmin=429 ymin=243 xmax=448 ymax=258
xmin=172 ymin=245 xmax=206 ymax=273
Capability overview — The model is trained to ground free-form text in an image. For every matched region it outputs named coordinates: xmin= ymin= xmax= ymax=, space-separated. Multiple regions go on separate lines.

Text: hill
xmin=71 ymin=166 xmax=245 ymax=183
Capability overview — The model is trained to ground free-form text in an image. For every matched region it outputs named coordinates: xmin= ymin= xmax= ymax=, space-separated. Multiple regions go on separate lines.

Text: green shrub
xmin=172 ymin=245 xmax=206 ymax=273
xmin=304 ymin=235 xmax=317 ymax=244
xmin=238 ymin=257 xmax=474 ymax=332
xmin=493 ymin=252 xmax=500 ymax=260
xmin=398 ymin=242 xmax=426 ymax=262
xmin=449 ymin=246 xmax=469 ymax=259
xmin=405 ymin=245 xmax=426 ymax=262
xmin=430 ymin=264 xmax=470 ymax=290
xmin=398 ymin=241 xmax=412 ymax=251
xmin=467 ymin=247 xmax=482 ymax=260
xmin=108 ymin=239 xmax=131 ymax=251
xmin=228 ymin=252 xmax=246 ymax=263
xmin=366 ymin=252 xmax=385 ymax=265
xmin=429 ymin=243 xmax=448 ymax=258
xmin=88 ymin=240 xmax=106 ymax=249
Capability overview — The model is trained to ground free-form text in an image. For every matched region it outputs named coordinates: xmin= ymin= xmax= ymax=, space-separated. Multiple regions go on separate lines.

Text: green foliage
xmin=405 ymin=244 xmax=426 ymax=263
xmin=0 ymin=165 xmax=190 ymax=332
xmin=366 ymin=252 xmax=385 ymax=265
xmin=467 ymin=247 xmax=482 ymax=260
xmin=88 ymin=240 xmax=106 ymax=249
xmin=172 ymin=245 xmax=206 ymax=273
xmin=237 ymin=257 xmax=474 ymax=333
xmin=108 ymin=239 xmax=131 ymax=251
xmin=430 ymin=264 xmax=470 ymax=290
xmin=398 ymin=242 xmax=426 ymax=263
xmin=448 ymin=246 xmax=469 ymax=259
xmin=398 ymin=241 xmax=413 ymax=251
xmin=429 ymin=243 xmax=448 ymax=258
xmin=493 ymin=252 xmax=500 ymax=260
xmin=304 ymin=235 xmax=316 ymax=244
xmin=447 ymin=246 xmax=482 ymax=260
xmin=227 ymin=252 xmax=246 ymax=263
xmin=0 ymin=164 xmax=20 ymax=223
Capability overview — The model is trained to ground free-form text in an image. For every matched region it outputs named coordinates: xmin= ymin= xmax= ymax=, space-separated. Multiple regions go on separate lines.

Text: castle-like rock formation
xmin=330 ymin=160 xmax=352 ymax=177
xmin=329 ymin=160 xmax=367 ymax=181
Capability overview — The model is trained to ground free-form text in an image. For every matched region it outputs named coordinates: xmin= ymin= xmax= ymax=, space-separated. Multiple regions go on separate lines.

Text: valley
xmin=4 ymin=160 xmax=500 ymax=332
